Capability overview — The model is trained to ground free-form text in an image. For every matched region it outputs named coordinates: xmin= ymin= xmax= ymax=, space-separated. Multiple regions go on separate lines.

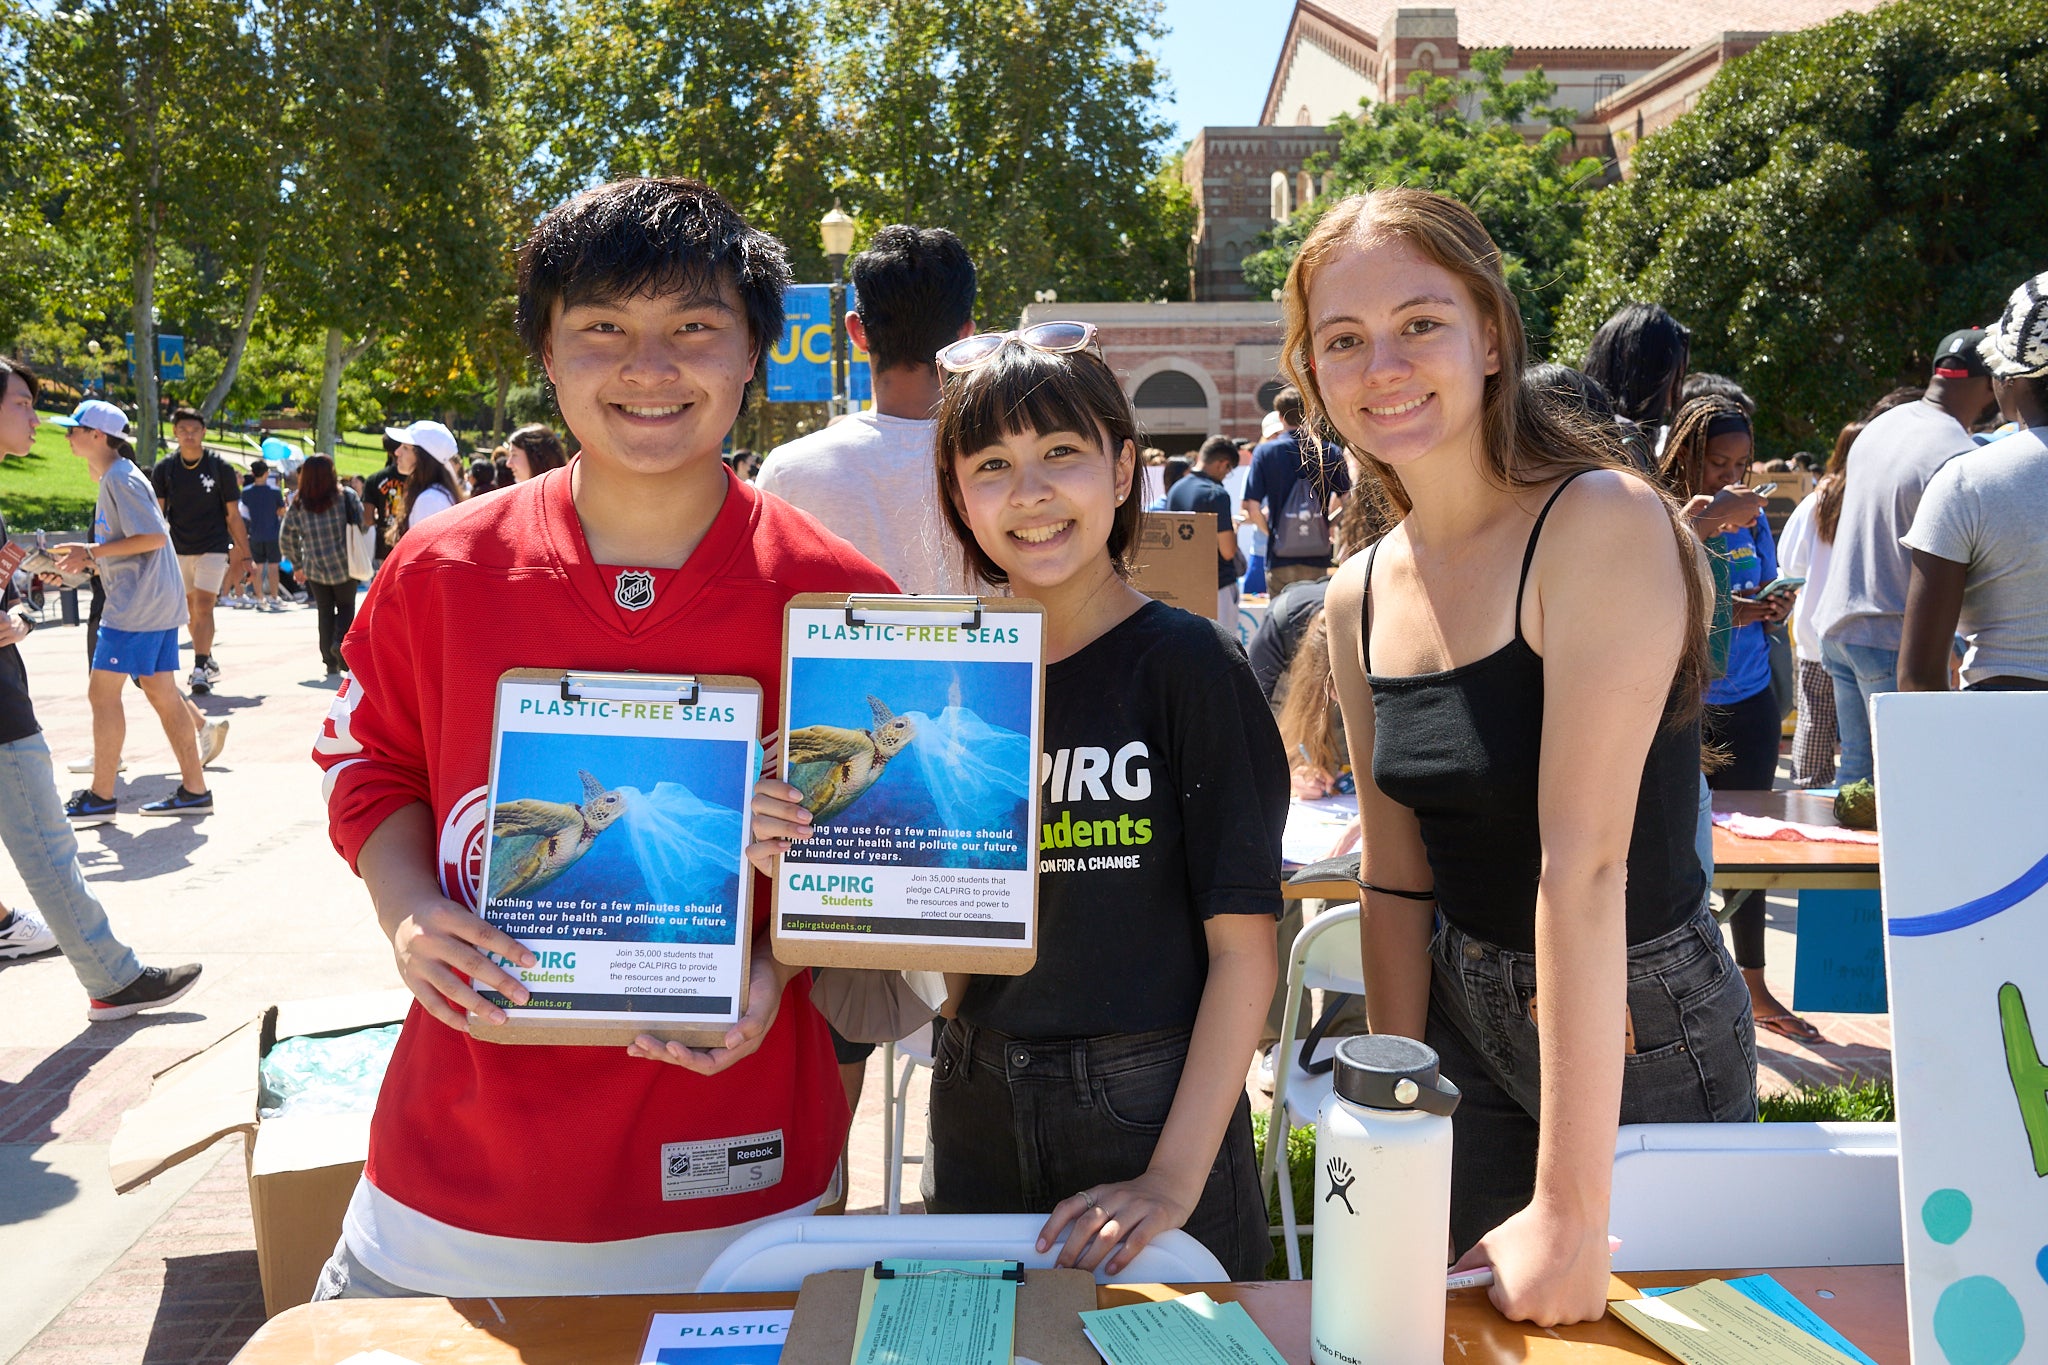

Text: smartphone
xmin=1752 ymin=481 xmax=1779 ymax=497
xmin=1754 ymin=574 xmax=1805 ymax=601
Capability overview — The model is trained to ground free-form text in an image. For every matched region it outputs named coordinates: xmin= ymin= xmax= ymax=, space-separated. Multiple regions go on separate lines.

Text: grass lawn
xmin=0 ymin=424 xmax=395 ymax=533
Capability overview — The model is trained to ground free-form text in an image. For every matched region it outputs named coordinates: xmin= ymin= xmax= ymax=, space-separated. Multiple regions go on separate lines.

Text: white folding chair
xmin=1258 ymin=904 xmax=1363 ymax=1279
xmin=1608 ymin=1122 xmax=1902 ymax=1270
xmin=694 ymin=1213 xmax=1228 ymax=1292
xmin=878 ymin=1021 xmax=935 ymax=1214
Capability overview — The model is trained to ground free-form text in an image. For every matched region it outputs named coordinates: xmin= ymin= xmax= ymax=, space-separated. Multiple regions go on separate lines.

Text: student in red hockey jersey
xmin=311 ymin=178 xmax=894 ymax=1299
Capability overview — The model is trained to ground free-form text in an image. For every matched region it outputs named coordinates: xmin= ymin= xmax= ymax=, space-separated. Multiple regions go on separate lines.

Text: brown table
xmin=1712 ymin=790 xmax=1881 ymax=892
xmin=229 ymin=1265 xmax=1906 ymax=1364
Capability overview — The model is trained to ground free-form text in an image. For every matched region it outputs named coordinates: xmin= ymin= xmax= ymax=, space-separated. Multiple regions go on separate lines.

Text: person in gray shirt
xmin=1810 ymin=332 xmax=1995 ymax=783
xmin=51 ymin=401 xmax=212 ymax=821
xmin=1900 ymin=273 xmax=2048 ymax=695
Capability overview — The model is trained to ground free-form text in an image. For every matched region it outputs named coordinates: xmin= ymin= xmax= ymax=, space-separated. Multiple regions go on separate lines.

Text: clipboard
xmin=469 ymin=667 xmax=762 ymax=1048
xmin=779 ymin=1266 xmax=1100 ymax=1365
xmin=773 ymin=593 xmax=1044 ymax=975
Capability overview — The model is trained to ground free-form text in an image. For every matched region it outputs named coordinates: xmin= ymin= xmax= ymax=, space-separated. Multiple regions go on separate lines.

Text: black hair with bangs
xmin=933 ymin=342 xmax=1143 ymax=587
xmin=515 ymin=178 xmax=792 ymax=379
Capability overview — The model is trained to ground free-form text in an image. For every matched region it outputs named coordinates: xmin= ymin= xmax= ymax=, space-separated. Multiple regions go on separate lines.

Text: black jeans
xmin=1426 ymin=904 xmax=1757 ymax=1257
xmin=1704 ymin=684 xmax=1782 ymax=968
xmin=308 ymin=579 xmax=358 ymax=674
xmin=924 ymin=1020 xmax=1270 ymax=1280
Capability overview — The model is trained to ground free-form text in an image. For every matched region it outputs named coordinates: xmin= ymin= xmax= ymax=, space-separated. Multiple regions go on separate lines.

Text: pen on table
xmin=1446 ymin=1238 xmax=1623 ymax=1292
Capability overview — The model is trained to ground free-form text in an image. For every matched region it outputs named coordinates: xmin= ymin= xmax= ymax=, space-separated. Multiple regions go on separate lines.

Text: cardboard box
xmin=1130 ymin=511 xmax=1218 ymax=619
xmin=109 ymin=989 xmax=411 ymax=1317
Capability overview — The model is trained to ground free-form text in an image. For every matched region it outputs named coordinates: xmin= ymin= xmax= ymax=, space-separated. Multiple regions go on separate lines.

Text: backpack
xmin=1271 ymin=467 xmax=1332 ymax=559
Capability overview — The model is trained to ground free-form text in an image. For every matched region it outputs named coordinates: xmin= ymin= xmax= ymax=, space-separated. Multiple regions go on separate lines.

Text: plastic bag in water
xmin=258 ymin=1023 xmax=401 ymax=1120
xmin=900 ymin=706 xmax=1031 ymax=833
xmin=616 ymin=781 xmax=745 ymax=908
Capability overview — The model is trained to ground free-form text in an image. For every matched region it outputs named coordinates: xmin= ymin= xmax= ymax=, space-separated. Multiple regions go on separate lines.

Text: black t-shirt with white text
xmin=960 ymin=600 xmax=1289 ymax=1038
xmin=150 ymin=451 xmax=241 ymax=554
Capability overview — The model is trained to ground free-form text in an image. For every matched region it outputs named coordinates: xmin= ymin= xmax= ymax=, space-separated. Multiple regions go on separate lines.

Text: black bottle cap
xmin=1331 ymin=1035 xmax=1462 ymax=1117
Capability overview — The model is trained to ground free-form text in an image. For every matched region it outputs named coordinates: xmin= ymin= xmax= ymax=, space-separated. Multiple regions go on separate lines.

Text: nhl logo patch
xmin=614 ymin=569 xmax=656 ymax=612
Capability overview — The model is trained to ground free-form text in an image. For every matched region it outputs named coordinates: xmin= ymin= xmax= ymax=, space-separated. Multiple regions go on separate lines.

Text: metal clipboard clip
xmin=559 ymin=671 xmax=701 ymax=705
xmin=870 ymin=1259 xmax=1026 ymax=1282
xmin=843 ymin=594 xmax=984 ymax=631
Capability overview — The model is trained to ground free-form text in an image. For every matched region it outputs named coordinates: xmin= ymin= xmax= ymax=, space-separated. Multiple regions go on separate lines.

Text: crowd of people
xmin=0 ymin=170 xmax=2042 ymax=1329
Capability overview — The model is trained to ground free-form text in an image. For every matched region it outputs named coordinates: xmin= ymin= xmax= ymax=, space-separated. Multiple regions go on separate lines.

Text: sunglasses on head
xmin=937 ymin=321 xmax=1102 ymax=374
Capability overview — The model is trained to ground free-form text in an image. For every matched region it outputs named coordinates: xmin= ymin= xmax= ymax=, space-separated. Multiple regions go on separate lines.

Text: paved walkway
xmin=0 ymin=602 xmax=1886 ymax=1364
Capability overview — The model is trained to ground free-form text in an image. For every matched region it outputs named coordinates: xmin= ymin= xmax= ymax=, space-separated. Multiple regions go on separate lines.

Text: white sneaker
xmin=265 ymin=598 xmax=286 ymax=613
xmin=0 ymin=909 xmax=59 ymax=960
xmin=199 ymin=719 xmax=230 ymax=766
xmin=201 ymin=657 xmax=222 ymax=683
xmin=67 ymin=758 xmax=127 ymax=774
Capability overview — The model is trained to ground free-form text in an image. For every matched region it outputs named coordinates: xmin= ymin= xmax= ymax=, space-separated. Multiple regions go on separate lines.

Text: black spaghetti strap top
xmin=1365 ymin=470 xmax=1705 ymax=953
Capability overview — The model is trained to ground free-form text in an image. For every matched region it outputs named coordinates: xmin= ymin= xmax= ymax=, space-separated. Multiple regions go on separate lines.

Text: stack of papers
xmin=1282 ymin=795 xmax=1357 ymax=867
xmin=1612 ymin=1277 xmax=1872 ymax=1365
xmin=1079 ymin=1292 xmax=1289 ymax=1365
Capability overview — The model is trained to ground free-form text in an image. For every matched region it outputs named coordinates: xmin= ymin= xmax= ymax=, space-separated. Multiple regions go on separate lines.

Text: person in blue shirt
xmin=238 ymin=458 xmax=288 ymax=611
xmin=1241 ymin=387 xmax=1349 ymax=595
xmin=1165 ymin=436 xmax=1241 ymax=634
xmin=1661 ymin=395 xmax=1816 ymax=1044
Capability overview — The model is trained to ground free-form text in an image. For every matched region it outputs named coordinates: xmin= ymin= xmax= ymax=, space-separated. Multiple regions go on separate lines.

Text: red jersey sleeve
xmin=313 ymin=554 xmax=433 ymax=874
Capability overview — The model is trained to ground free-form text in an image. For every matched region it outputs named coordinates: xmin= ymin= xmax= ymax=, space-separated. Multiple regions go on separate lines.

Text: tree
xmin=829 ymin=0 xmax=1193 ymax=322
xmin=496 ymin=0 xmax=837 ymax=282
xmin=23 ymin=0 xmax=271 ymax=458
xmin=1556 ymin=0 xmax=2048 ymax=450
xmin=268 ymin=0 xmax=500 ymax=452
xmin=1242 ymin=50 xmax=1602 ymax=345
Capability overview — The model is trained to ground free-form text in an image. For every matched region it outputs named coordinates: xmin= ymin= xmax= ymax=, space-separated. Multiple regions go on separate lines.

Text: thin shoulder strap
xmin=1514 ymin=469 xmax=1597 ymax=633
xmin=1360 ymin=537 xmax=1383 ymax=673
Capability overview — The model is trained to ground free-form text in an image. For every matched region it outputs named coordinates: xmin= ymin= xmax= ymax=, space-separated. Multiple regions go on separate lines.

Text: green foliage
xmin=1242 ymin=50 xmax=1603 ymax=344
xmin=830 ymin=0 xmax=1193 ymax=322
xmin=1757 ymin=1077 xmax=1895 ymax=1123
xmin=0 ymin=423 xmax=100 ymax=531
xmin=1249 ymin=1107 xmax=1317 ymax=1278
xmin=1556 ymin=0 xmax=2048 ymax=449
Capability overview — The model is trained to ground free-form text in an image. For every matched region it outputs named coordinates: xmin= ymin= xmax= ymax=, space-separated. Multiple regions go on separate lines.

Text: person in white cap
xmin=49 ymin=400 xmax=213 ymax=820
xmin=384 ymin=419 xmax=465 ymax=538
xmin=1899 ymin=272 xmax=2048 ymax=694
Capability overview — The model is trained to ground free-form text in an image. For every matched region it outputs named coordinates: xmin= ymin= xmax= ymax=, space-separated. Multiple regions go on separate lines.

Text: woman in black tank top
xmin=1276 ymin=190 xmax=1755 ymax=1328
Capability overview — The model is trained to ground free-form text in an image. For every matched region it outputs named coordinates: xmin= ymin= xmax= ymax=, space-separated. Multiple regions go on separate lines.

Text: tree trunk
xmin=132 ymin=232 xmax=160 ymax=463
xmin=317 ymin=326 xmax=344 ymax=454
xmin=199 ymin=241 xmax=268 ymax=422
xmin=493 ymin=368 xmax=511 ymax=439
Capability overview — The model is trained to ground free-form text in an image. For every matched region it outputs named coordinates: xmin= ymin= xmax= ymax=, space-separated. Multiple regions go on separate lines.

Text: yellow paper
xmin=1610 ymin=1280 xmax=1865 ymax=1365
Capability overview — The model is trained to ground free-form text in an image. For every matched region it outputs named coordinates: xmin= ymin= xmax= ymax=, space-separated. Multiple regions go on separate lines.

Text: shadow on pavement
xmin=0 ymin=1143 xmax=79 ymax=1228
xmin=76 ymin=818 xmax=210 ymax=882
xmin=143 ymin=1249 xmax=265 ymax=1365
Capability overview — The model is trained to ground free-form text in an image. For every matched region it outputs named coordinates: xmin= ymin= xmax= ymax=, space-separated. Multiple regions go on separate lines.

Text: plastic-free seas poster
xmin=774 ymin=598 xmax=1043 ymax=971
xmin=475 ymin=672 xmax=760 ymax=1041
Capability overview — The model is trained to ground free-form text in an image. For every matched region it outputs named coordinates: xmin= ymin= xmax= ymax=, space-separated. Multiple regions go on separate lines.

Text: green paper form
xmin=1079 ymin=1292 xmax=1290 ymax=1365
xmin=851 ymin=1259 xmax=1017 ymax=1365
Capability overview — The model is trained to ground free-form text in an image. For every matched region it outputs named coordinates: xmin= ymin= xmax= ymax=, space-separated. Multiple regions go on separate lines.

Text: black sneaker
xmin=141 ymin=786 xmax=213 ymax=817
xmin=65 ymin=789 xmax=117 ymax=825
xmin=87 ymin=963 xmax=203 ymax=1021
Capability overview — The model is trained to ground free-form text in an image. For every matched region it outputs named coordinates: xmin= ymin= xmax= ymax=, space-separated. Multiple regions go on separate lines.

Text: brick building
xmin=1019 ymin=300 xmax=1286 ymax=453
xmin=1184 ymin=0 xmax=1886 ymax=300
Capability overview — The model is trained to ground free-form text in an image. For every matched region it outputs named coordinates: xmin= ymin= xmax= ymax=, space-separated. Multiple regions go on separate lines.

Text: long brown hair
xmin=401 ymin=445 xmax=464 ymax=527
xmin=296 ymin=453 xmax=339 ymax=515
xmin=1813 ymin=419 xmax=1863 ymax=544
xmin=1278 ymin=189 xmax=1711 ymax=717
xmin=1278 ymin=614 xmax=1341 ymax=774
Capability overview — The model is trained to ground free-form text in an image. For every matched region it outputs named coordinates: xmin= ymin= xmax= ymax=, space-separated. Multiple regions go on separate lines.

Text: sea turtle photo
xmin=488 ymin=769 xmax=629 ymax=898
xmin=786 ymin=695 xmax=917 ymax=822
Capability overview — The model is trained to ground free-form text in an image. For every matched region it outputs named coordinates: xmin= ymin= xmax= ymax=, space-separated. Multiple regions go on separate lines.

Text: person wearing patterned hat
xmin=1898 ymin=272 xmax=2048 ymax=694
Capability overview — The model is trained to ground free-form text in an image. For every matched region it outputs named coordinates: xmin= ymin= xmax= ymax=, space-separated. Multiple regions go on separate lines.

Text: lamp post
xmin=819 ymin=203 xmax=856 ymax=416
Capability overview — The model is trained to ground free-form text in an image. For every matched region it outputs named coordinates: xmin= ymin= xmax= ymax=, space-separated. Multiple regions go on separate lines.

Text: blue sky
xmin=1155 ymin=0 xmax=1299 ymax=144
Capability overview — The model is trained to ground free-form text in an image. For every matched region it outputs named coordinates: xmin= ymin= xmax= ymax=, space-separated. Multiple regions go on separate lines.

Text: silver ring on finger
xmin=1080 ymin=1188 xmax=1098 ymax=1210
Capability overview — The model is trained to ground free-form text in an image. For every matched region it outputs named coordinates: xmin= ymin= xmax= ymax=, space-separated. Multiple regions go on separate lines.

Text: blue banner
xmin=765 ymin=285 xmax=871 ymax=404
xmin=1792 ymin=888 xmax=1888 ymax=1014
xmin=124 ymin=333 xmax=185 ymax=381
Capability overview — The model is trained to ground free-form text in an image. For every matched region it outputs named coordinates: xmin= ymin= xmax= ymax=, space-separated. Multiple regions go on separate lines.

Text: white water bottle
xmin=1311 ymin=1035 xmax=1462 ymax=1365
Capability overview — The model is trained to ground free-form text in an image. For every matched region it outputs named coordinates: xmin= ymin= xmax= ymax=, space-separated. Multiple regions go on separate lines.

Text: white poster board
xmin=1875 ymin=691 xmax=2048 ymax=1365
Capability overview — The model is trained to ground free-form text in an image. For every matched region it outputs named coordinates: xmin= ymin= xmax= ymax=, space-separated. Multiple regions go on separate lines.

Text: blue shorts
xmin=91 ymin=626 xmax=182 ymax=678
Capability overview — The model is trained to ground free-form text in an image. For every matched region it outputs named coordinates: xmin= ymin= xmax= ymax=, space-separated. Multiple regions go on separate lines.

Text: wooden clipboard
xmin=468 ymin=667 xmax=761 ymax=1048
xmin=772 ymin=593 xmax=1044 ymax=975
xmin=779 ymin=1266 xmax=1100 ymax=1365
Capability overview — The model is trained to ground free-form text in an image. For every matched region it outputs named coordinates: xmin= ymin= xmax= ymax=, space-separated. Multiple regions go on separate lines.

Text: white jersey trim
xmin=342 ymin=1174 xmax=823 ymax=1297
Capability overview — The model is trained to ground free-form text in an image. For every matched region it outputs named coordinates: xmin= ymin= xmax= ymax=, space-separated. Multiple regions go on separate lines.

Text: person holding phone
xmin=1659 ymin=396 xmax=1817 ymax=1046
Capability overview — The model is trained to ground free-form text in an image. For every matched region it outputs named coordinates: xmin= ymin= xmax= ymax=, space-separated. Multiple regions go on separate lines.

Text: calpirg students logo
xmin=614 ymin=570 xmax=655 ymax=612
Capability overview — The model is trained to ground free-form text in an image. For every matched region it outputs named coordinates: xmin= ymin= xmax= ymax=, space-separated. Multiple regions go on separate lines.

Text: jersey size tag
xmin=660 ymin=1129 xmax=786 ymax=1201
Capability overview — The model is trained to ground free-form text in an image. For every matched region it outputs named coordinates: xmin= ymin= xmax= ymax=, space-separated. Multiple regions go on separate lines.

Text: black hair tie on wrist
xmin=1359 ymin=882 xmax=1436 ymax=901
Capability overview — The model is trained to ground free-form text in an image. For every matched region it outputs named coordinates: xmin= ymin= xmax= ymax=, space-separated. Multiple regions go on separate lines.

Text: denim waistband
xmin=945 ymin=1019 xmax=1194 ymax=1083
xmin=1435 ymin=898 xmax=1723 ymax=984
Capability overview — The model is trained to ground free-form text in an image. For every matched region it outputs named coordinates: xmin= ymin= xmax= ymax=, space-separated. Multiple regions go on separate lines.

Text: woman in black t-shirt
xmin=748 ymin=325 xmax=1288 ymax=1279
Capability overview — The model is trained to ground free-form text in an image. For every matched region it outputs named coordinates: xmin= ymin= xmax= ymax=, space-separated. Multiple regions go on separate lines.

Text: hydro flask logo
xmin=1324 ymin=1156 xmax=1358 ymax=1215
